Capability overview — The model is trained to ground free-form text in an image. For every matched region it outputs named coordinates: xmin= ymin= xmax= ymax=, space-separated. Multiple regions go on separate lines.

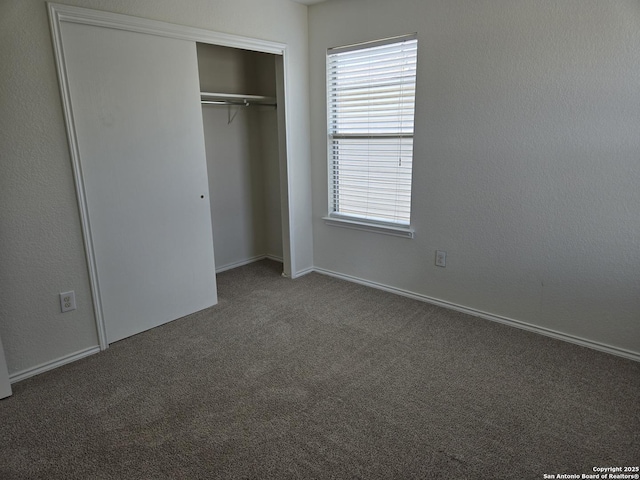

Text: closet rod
xmin=200 ymin=91 xmax=277 ymax=107
xmin=200 ymin=100 xmax=276 ymax=107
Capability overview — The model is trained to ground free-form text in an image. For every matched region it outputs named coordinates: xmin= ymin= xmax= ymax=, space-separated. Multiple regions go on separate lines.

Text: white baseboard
xmin=215 ymin=255 xmax=268 ymax=273
xmin=10 ymin=263 xmax=636 ymax=385
xmin=291 ymin=265 xmax=315 ymax=279
xmin=9 ymin=345 xmax=101 ymax=384
xmin=216 ymin=254 xmax=284 ymax=274
xmin=313 ymin=267 xmax=640 ymax=363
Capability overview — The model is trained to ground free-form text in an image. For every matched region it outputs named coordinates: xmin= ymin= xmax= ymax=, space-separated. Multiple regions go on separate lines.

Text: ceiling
xmin=291 ymin=0 xmax=327 ymax=5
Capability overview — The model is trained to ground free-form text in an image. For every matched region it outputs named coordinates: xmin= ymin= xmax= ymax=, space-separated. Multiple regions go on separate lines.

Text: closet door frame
xmin=48 ymin=3 xmax=296 ymax=350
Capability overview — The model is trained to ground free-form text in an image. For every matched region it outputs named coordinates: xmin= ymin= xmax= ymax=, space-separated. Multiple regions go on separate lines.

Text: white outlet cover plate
xmin=60 ymin=291 xmax=76 ymax=312
xmin=435 ymin=250 xmax=447 ymax=267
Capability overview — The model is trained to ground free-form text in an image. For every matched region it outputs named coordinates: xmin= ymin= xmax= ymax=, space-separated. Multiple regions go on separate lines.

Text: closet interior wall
xmin=196 ymin=43 xmax=283 ymax=272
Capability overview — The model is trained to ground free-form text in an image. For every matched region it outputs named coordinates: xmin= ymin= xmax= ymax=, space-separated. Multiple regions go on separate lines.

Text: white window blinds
xmin=327 ymin=34 xmax=417 ymax=226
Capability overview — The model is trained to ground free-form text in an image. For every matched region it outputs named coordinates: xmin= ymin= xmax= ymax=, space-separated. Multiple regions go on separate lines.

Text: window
xmin=327 ymin=34 xmax=417 ymax=234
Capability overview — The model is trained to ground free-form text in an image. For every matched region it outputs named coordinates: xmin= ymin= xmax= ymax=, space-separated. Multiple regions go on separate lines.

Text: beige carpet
xmin=1 ymin=259 xmax=638 ymax=479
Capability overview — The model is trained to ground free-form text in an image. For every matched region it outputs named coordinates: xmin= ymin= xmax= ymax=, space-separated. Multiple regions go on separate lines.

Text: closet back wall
xmin=197 ymin=44 xmax=283 ymax=271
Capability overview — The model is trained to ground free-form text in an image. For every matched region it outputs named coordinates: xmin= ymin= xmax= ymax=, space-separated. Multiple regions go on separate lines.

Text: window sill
xmin=323 ymin=216 xmax=414 ymax=239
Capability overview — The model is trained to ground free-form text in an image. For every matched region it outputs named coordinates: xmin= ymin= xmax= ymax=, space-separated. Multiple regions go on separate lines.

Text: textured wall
xmin=0 ymin=0 xmax=310 ymax=376
xmin=309 ymin=0 xmax=640 ymax=355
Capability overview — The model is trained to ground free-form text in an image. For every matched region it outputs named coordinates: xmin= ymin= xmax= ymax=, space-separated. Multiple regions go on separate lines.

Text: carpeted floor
xmin=1 ymin=259 xmax=638 ymax=479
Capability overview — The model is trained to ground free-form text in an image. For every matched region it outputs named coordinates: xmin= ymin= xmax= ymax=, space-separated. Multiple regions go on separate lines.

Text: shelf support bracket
xmin=227 ymin=100 xmax=249 ymax=125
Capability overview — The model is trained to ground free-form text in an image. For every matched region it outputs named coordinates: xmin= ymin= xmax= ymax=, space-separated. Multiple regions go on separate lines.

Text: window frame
xmin=325 ymin=33 xmax=417 ymax=238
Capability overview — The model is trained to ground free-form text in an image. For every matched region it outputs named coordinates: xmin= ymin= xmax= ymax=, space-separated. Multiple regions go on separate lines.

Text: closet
xmin=196 ymin=44 xmax=283 ymax=272
xmin=49 ymin=4 xmax=294 ymax=348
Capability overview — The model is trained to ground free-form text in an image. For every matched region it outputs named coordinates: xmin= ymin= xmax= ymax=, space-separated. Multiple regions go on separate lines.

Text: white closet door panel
xmin=61 ymin=23 xmax=217 ymax=343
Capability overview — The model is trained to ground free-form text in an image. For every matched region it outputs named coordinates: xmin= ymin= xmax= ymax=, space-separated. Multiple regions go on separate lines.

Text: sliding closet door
xmin=60 ymin=23 xmax=217 ymax=343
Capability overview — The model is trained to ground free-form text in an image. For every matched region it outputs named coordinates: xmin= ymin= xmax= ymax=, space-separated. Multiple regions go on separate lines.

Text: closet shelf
xmin=200 ymin=92 xmax=276 ymax=107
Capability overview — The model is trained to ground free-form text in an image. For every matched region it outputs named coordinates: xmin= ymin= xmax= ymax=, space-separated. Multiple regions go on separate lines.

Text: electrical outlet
xmin=435 ymin=250 xmax=447 ymax=267
xmin=60 ymin=291 xmax=76 ymax=313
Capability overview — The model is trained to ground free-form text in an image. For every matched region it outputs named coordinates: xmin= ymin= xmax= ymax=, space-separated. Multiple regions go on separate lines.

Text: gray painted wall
xmin=308 ymin=0 xmax=640 ymax=356
xmin=0 ymin=0 xmax=311 ymax=377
